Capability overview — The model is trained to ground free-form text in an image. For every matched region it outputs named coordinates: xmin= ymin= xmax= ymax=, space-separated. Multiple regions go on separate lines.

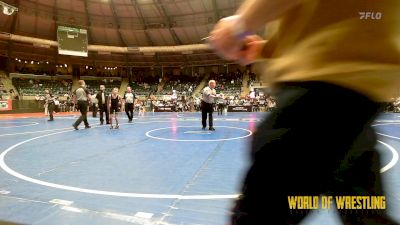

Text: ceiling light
xmin=1 ymin=1 xmax=18 ymax=16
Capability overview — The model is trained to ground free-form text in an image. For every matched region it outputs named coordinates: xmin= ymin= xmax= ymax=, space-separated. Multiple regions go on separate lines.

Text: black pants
xmin=92 ymin=103 xmax=97 ymax=117
xmin=201 ymin=101 xmax=213 ymax=128
xmin=217 ymin=103 xmax=224 ymax=115
xmin=232 ymin=81 xmax=398 ymax=225
xmin=125 ymin=103 xmax=134 ymax=121
xmin=73 ymin=101 xmax=89 ymax=127
xmin=99 ymin=104 xmax=109 ymax=124
xmin=48 ymin=103 xmax=54 ymax=120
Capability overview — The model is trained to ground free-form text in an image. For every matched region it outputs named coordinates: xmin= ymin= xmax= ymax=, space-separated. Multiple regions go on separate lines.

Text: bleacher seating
xmin=159 ymin=75 xmax=201 ymax=96
xmin=130 ymin=82 xmax=158 ymax=96
xmin=84 ymin=80 xmax=121 ymax=94
xmin=12 ymin=78 xmax=72 ymax=96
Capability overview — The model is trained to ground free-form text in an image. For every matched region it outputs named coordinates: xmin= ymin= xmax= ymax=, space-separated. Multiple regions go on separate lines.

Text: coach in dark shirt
xmin=96 ymin=85 xmax=109 ymax=125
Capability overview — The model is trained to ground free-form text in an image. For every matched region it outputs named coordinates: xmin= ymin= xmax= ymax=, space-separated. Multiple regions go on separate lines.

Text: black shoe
xmin=73 ymin=125 xmax=78 ymax=130
xmin=48 ymin=119 xmax=54 ymax=121
xmin=202 ymin=127 xmax=206 ymax=130
xmin=85 ymin=126 xmax=91 ymax=129
xmin=106 ymin=122 xmax=110 ymax=125
xmin=209 ymin=127 xmax=215 ymax=131
xmin=100 ymin=122 xmax=104 ymax=125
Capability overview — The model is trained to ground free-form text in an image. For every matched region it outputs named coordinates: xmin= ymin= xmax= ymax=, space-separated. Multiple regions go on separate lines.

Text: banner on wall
xmin=227 ymin=105 xmax=252 ymax=112
xmin=0 ymin=100 xmax=12 ymax=111
xmin=154 ymin=106 xmax=176 ymax=112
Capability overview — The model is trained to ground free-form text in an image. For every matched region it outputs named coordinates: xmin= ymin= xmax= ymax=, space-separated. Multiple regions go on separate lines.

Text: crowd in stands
xmin=81 ymin=70 xmax=121 ymax=77
xmin=209 ymin=71 xmax=243 ymax=96
xmin=146 ymin=86 xmax=277 ymax=113
xmin=0 ymin=89 xmax=13 ymax=100
xmin=0 ymin=80 xmax=5 ymax=100
xmin=85 ymin=79 xmax=121 ymax=94
xmin=160 ymin=75 xmax=201 ymax=96
xmin=130 ymin=81 xmax=158 ymax=96
xmin=12 ymin=78 xmax=72 ymax=96
xmin=386 ymin=97 xmax=400 ymax=112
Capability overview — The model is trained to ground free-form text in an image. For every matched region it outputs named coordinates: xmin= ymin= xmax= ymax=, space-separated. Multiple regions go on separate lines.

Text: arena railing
xmin=0 ymin=33 xmax=211 ymax=54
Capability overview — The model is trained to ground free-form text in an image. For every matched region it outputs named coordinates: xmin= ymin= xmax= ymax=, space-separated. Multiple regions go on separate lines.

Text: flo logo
xmin=359 ymin=12 xmax=382 ymax=20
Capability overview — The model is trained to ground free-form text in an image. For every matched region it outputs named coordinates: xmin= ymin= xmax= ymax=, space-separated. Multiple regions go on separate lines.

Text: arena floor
xmin=0 ymin=112 xmax=399 ymax=225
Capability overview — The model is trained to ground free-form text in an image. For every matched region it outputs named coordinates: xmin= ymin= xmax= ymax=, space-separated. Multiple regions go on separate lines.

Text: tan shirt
xmin=261 ymin=0 xmax=400 ymax=101
xmin=74 ymin=87 xmax=89 ymax=101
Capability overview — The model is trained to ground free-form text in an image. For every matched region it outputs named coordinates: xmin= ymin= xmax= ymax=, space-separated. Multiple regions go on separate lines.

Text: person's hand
xmin=208 ymin=15 xmax=250 ymax=61
xmin=237 ymin=35 xmax=266 ymax=65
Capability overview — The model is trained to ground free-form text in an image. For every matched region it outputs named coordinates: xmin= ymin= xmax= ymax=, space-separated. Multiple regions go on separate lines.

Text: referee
xmin=201 ymin=80 xmax=217 ymax=131
xmin=122 ymin=86 xmax=136 ymax=123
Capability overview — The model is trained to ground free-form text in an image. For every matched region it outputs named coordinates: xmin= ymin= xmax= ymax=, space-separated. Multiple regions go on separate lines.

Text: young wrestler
xmin=108 ymin=87 xmax=122 ymax=129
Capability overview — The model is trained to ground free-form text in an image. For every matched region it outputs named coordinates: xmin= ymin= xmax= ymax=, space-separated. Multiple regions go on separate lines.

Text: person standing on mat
xmin=122 ymin=86 xmax=136 ymax=123
xmin=217 ymin=92 xmax=225 ymax=116
xmin=44 ymin=89 xmax=55 ymax=121
xmin=201 ymin=80 xmax=217 ymax=131
xmin=208 ymin=0 xmax=400 ymax=224
xmin=96 ymin=85 xmax=109 ymax=125
xmin=73 ymin=80 xmax=91 ymax=130
xmin=108 ymin=87 xmax=122 ymax=129
xmin=91 ymin=92 xmax=98 ymax=118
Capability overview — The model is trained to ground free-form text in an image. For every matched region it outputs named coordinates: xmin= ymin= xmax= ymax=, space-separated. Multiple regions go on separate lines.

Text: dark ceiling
xmin=0 ymin=0 xmax=243 ymax=67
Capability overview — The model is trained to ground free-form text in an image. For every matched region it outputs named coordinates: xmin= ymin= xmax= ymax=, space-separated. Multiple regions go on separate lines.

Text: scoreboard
xmin=57 ymin=26 xmax=88 ymax=57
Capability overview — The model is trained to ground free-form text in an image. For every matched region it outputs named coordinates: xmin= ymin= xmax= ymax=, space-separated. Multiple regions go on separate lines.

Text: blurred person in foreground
xmin=208 ymin=0 xmax=400 ymax=224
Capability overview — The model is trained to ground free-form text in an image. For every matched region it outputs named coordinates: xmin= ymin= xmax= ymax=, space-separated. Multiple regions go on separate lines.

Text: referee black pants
xmin=232 ymin=81 xmax=398 ymax=225
xmin=201 ymin=101 xmax=213 ymax=128
xmin=125 ymin=103 xmax=134 ymax=121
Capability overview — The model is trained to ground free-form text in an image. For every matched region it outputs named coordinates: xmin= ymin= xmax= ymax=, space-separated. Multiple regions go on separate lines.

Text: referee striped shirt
xmin=202 ymin=87 xmax=216 ymax=104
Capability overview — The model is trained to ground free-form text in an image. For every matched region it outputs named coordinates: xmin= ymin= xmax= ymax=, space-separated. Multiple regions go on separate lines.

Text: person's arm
xmin=84 ymin=89 xmax=91 ymax=104
xmin=211 ymin=89 xmax=218 ymax=98
xmin=120 ymin=95 xmax=124 ymax=111
xmin=209 ymin=0 xmax=301 ymax=63
xmin=205 ymin=88 xmax=217 ymax=98
xmin=121 ymin=93 xmax=126 ymax=106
